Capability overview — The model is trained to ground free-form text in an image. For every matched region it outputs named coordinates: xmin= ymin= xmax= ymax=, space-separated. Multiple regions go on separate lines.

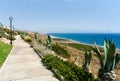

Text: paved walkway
xmin=0 ymin=36 xmax=59 ymax=81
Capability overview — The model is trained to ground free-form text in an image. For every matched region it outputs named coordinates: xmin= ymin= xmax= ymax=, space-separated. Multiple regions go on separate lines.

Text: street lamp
xmin=9 ymin=16 xmax=13 ymax=45
xmin=13 ymin=25 xmax=14 ymax=38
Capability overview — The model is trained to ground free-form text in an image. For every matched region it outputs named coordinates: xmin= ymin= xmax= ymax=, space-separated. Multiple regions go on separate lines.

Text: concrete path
xmin=0 ymin=36 xmax=59 ymax=81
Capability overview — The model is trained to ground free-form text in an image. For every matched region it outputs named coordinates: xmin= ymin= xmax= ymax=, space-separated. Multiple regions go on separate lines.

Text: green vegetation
xmin=115 ymin=53 xmax=120 ymax=68
xmin=46 ymin=35 xmax=52 ymax=49
xmin=24 ymin=36 xmax=32 ymax=42
xmin=67 ymin=43 xmax=93 ymax=51
xmin=0 ymin=27 xmax=5 ymax=38
xmin=0 ymin=41 xmax=12 ymax=67
xmin=53 ymin=38 xmax=69 ymax=41
xmin=92 ymin=39 xmax=120 ymax=81
xmin=52 ymin=44 xmax=70 ymax=58
xmin=4 ymin=34 xmax=16 ymax=41
xmin=20 ymin=32 xmax=120 ymax=81
xmin=20 ymin=32 xmax=32 ymax=43
xmin=82 ymin=51 xmax=92 ymax=73
xmin=0 ymin=26 xmax=16 ymax=40
xmin=48 ymin=35 xmax=52 ymax=44
xmin=20 ymin=34 xmax=25 ymax=39
xmin=67 ymin=43 xmax=104 ymax=52
xmin=42 ymin=54 xmax=100 ymax=81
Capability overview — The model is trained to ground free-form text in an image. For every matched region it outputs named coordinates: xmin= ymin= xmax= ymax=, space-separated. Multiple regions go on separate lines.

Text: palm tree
xmin=92 ymin=39 xmax=120 ymax=81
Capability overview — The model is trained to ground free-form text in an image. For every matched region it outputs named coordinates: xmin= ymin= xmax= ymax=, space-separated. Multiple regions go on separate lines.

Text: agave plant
xmin=46 ymin=34 xmax=52 ymax=49
xmin=34 ymin=32 xmax=39 ymax=40
xmin=82 ymin=50 xmax=92 ymax=73
xmin=115 ymin=53 xmax=120 ymax=68
xmin=93 ymin=39 xmax=120 ymax=81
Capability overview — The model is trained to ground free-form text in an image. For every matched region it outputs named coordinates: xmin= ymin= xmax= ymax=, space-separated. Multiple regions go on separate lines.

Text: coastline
xmin=51 ymin=35 xmax=97 ymax=46
xmin=50 ymin=35 xmax=120 ymax=51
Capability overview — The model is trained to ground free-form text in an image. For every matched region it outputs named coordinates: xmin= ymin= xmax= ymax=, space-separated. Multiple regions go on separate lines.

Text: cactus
xmin=82 ymin=50 xmax=92 ymax=73
xmin=92 ymin=39 xmax=120 ymax=81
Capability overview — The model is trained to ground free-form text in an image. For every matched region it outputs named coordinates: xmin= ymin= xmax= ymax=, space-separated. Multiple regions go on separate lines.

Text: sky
xmin=0 ymin=0 xmax=120 ymax=33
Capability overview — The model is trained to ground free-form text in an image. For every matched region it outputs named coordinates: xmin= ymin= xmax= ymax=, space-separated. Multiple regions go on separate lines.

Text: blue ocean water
xmin=49 ymin=33 xmax=120 ymax=49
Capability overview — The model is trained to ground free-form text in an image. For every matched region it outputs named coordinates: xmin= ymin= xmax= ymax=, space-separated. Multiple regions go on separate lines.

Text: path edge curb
xmin=0 ymin=42 xmax=15 ymax=74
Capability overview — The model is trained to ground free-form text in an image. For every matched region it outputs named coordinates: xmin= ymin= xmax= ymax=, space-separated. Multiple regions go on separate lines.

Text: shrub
xmin=42 ymin=54 xmax=100 ymax=81
xmin=20 ymin=34 xmax=25 ymax=39
xmin=16 ymin=31 xmax=21 ymax=35
xmin=52 ymin=44 xmax=70 ymax=58
xmin=12 ymin=36 xmax=16 ymax=40
xmin=0 ymin=34 xmax=3 ymax=38
xmin=4 ymin=35 xmax=16 ymax=40
xmin=38 ymin=39 xmax=42 ymax=43
xmin=0 ymin=28 xmax=5 ymax=38
xmin=24 ymin=36 xmax=32 ymax=42
xmin=4 ymin=28 xmax=10 ymax=34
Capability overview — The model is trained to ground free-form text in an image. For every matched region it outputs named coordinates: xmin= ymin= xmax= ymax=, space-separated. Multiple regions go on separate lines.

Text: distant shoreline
xmin=50 ymin=35 xmax=120 ymax=51
xmin=51 ymin=34 xmax=96 ymax=46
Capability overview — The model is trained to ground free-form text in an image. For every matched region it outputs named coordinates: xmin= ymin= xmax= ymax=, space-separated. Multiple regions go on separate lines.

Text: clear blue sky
xmin=0 ymin=0 xmax=120 ymax=33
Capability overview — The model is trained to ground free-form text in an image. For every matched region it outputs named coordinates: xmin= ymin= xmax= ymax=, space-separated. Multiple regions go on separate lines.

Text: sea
xmin=49 ymin=33 xmax=120 ymax=49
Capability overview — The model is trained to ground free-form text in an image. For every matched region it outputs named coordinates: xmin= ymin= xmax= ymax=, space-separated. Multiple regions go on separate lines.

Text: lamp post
xmin=13 ymin=25 xmax=14 ymax=38
xmin=9 ymin=16 xmax=13 ymax=45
